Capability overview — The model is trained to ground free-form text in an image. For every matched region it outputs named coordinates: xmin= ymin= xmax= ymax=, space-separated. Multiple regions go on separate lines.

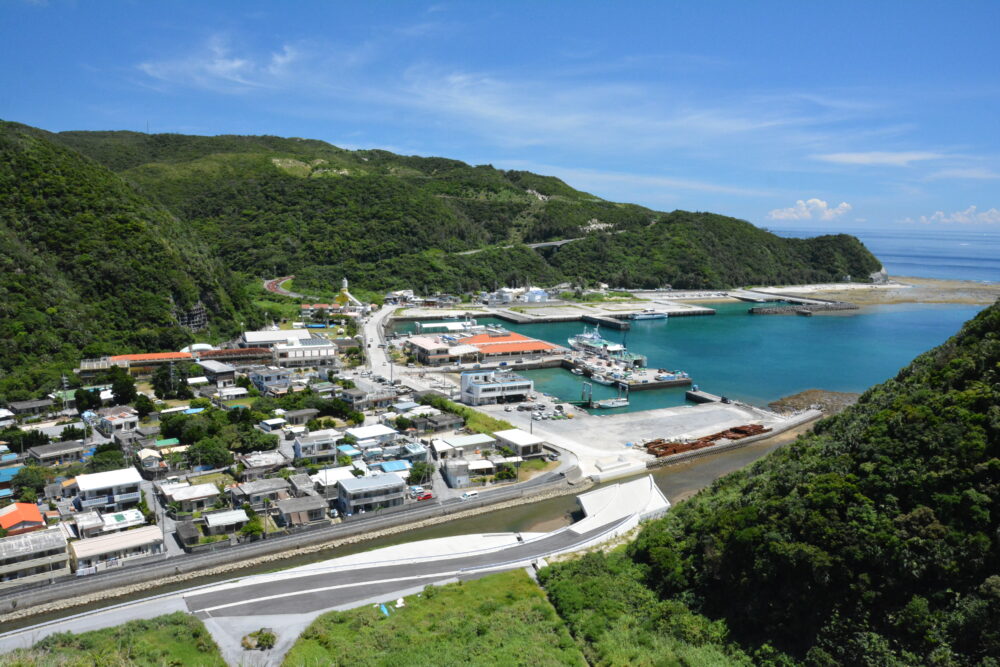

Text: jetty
xmin=748 ymin=302 xmax=859 ymax=315
xmin=581 ymin=314 xmax=629 ymax=330
xmin=685 ymin=389 xmax=724 ymax=403
xmin=731 ymin=288 xmax=859 ymax=315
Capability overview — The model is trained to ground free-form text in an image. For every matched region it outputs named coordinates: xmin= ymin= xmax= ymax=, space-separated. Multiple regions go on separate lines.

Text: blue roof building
xmin=378 ymin=460 xmax=412 ymax=474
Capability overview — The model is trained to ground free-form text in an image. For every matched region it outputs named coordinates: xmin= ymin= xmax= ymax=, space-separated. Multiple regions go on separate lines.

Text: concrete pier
xmin=686 ymin=389 xmax=723 ymax=403
xmin=748 ymin=302 xmax=859 ymax=315
xmin=581 ymin=314 xmax=630 ymax=330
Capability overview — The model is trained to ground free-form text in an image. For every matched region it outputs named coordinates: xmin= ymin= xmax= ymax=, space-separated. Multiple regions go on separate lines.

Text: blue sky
xmin=3 ymin=1 xmax=1000 ymax=231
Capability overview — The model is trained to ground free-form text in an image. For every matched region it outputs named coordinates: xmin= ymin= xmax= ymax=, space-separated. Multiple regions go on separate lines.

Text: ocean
xmin=452 ymin=304 xmax=983 ymax=410
xmin=395 ymin=301 xmax=985 ymax=412
xmin=771 ymin=225 xmax=1000 ymax=283
xmin=396 ymin=226 xmax=995 ymax=411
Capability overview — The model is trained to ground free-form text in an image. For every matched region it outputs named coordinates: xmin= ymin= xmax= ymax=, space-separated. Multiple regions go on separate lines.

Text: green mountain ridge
xmin=53 ymin=127 xmax=882 ymax=292
xmin=542 ymin=300 xmax=1000 ymax=665
xmin=0 ymin=120 xmax=882 ymax=399
xmin=0 ymin=121 xmax=259 ymax=399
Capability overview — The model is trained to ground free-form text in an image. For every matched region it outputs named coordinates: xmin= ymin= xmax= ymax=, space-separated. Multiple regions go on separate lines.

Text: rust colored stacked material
xmin=644 ymin=424 xmax=771 ymax=458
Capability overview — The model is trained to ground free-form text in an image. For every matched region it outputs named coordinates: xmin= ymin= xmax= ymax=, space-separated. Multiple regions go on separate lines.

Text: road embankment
xmin=0 ymin=477 xmax=589 ymax=623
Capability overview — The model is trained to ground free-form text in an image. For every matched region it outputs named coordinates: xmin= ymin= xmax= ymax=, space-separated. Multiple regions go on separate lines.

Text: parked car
xmin=416 ymin=492 xmax=434 ymax=501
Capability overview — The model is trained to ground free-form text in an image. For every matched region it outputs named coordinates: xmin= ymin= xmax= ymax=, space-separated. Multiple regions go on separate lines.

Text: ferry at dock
xmin=628 ymin=308 xmax=668 ymax=320
xmin=567 ymin=326 xmax=647 ymax=367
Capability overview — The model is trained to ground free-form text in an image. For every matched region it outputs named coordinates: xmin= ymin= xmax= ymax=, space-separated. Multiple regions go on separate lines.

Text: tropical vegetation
xmin=542 ymin=299 xmax=1000 ymax=665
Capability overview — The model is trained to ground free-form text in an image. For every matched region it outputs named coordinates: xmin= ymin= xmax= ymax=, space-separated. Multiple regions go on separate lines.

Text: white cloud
xmin=813 ymin=151 xmax=944 ymax=166
xmin=768 ymin=198 xmax=853 ymax=221
xmin=918 ymin=206 xmax=1000 ymax=224
xmin=137 ymin=34 xmax=302 ymax=93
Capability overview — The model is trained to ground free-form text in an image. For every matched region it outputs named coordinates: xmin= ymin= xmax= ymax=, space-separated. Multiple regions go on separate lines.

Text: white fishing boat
xmin=594 ymin=397 xmax=629 ymax=409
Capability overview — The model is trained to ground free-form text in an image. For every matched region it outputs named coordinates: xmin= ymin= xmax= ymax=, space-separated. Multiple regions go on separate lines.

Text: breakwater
xmin=748 ymin=302 xmax=859 ymax=315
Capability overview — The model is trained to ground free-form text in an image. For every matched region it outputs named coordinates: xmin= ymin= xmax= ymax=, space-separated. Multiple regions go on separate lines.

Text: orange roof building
xmin=0 ymin=502 xmax=45 ymax=536
xmin=462 ymin=332 xmax=556 ymax=357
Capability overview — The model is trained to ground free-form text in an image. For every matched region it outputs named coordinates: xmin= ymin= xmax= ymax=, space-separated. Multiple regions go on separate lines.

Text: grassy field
xmin=188 ymin=471 xmax=236 ymax=488
xmin=0 ymin=612 xmax=224 ymax=666
xmin=519 ymin=458 xmax=557 ymax=479
xmin=283 ymin=570 xmax=585 ymax=666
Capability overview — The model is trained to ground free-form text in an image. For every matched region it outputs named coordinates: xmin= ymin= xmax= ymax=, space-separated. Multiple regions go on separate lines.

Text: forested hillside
xmin=0 ymin=122 xmax=257 ymax=399
xmin=0 ymin=120 xmax=883 ymax=400
xmin=542 ymin=300 xmax=1000 ymax=665
xmin=56 ymin=129 xmax=882 ymax=293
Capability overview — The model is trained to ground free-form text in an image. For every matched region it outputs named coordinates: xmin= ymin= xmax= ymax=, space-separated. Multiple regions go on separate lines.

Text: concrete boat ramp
xmin=0 ymin=477 xmax=669 ymax=666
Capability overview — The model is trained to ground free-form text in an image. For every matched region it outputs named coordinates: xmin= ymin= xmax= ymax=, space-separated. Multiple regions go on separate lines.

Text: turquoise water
xmin=396 ymin=302 xmax=985 ymax=410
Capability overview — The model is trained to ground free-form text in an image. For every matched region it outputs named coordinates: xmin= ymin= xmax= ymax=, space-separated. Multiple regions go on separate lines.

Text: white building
xmin=0 ymin=529 xmax=70 ymax=590
xmin=272 ymin=337 xmax=339 ymax=368
xmin=294 ymin=429 xmax=343 ymax=462
xmin=96 ymin=410 xmax=138 ymax=438
xmin=345 ymin=424 xmax=399 ymax=448
xmin=521 ymin=288 xmax=548 ymax=303
xmin=459 ymin=370 xmax=533 ymax=406
xmin=70 ymin=525 xmax=163 ymax=573
xmin=241 ymin=329 xmax=313 ymax=348
xmin=493 ymin=428 xmax=546 ymax=458
xmin=75 ymin=468 xmax=144 ymax=512
xmin=432 ymin=433 xmax=497 ymax=460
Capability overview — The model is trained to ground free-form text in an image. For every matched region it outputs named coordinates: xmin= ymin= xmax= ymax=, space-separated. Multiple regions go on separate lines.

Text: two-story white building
xmin=336 ymin=473 xmax=406 ymax=515
xmin=272 ymin=337 xmax=339 ymax=368
xmin=74 ymin=467 xmax=144 ymax=513
xmin=345 ymin=424 xmax=399 ymax=449
xmin=96 ymin=410 xmax=139 ymax=438
xmin=294 ymin=429 xmax=343 ymax=463
xmin=0 ymin=529 xmax=70 ymax=590
xmin=459 ymin=370 xmax=533 ymax=406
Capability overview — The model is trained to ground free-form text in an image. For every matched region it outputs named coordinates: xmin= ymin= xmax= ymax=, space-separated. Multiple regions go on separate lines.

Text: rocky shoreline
xmin=769 ymin=389 xmax=860 ymax=416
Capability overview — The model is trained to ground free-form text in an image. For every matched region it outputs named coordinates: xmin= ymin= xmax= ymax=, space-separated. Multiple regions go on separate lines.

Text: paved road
xmin=454 ymin=237 xmax=584 ymax=256
xmin=185 ymin=518 xmax=624 ymax=617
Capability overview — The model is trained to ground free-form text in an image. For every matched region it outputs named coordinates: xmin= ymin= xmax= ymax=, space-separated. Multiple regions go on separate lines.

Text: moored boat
xmin=628 ymin=308 xmax=668 ymax=320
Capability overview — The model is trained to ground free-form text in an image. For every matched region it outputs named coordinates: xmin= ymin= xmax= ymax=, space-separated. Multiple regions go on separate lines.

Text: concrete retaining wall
xmin=0 ymin=473 xmax=588 ymax=621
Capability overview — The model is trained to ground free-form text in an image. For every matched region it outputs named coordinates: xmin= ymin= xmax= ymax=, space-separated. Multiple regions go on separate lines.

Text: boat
xmin=593 ymin=397 xmax=629 ymax=409
xmin=590 ymin=373 xmax=615 ymax=386
xmin=571 ymin=368 xmax=584 ymax=375
xmin=567 ymin=326 xmax=647 ymax=367
xmin=628 ymin=308 xmax=667 ymax=321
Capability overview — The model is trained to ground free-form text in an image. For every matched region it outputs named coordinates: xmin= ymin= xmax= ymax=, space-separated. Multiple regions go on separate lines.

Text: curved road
xmin=186 ymin=517 xmax=624 ymax=618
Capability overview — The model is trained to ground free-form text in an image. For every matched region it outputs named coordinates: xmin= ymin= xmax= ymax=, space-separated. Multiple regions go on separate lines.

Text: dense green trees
xmin=56 ymin=127 xmax=881 ymax=297
xmin=11 ymin=465 xmax=48 ymax=501
xmin=0 ymin=121 xmax=882 ymax=403
xmin=159 ymin=407 xmax=278 ymax=456
xmin=0 ymin=121 xmax=256 ymax=400
xmin=87 ymin=443 xmax=125 ymax=472
xmin=109 ymin=367 xmax=137 ymax=406
xmin=186 ymin=437 xmax=233 ymax=469
xmin=542 ymin=301 xmax=1000 ymax=664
